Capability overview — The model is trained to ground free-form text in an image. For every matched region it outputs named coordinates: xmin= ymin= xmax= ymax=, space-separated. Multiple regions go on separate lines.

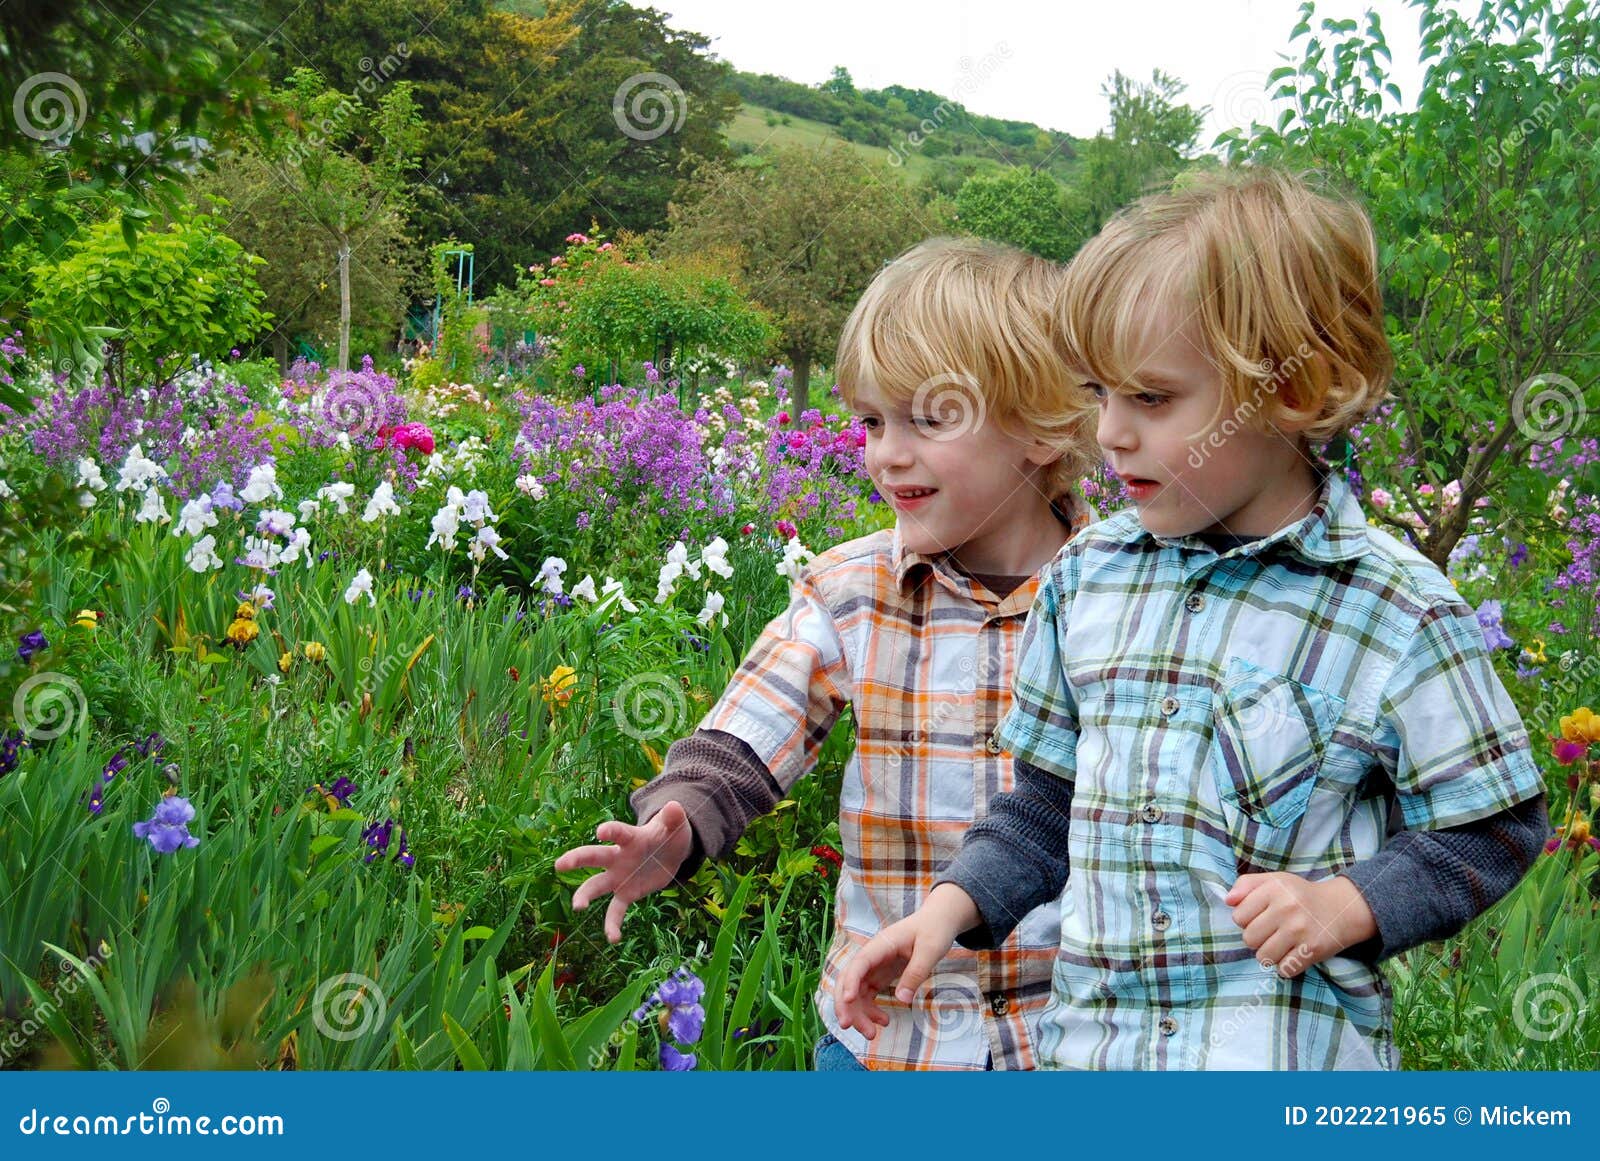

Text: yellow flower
xmin=234 ymin=600 xmax=257 ymax=621
xmin=278 ymin=651 xmax=294 ymax=674
xmin=541 ymin=664 xmax=577 ymax=707
xmin=75 ymin=608 xmax=99 ymax=629
xmin=225 ymin=617 xmax=260 ymax=647
xmin=1521 ymin=637 xmax=1548 ymax=667
xmin=302 ymin=641 xmax=327 ymax=663
xmin=1560 ymin=707 xmax=1600 ymax=745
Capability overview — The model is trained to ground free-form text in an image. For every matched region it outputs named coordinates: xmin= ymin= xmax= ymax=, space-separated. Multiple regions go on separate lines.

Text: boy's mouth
xmin=1123 ymin=477 xmax=1162 ymax=500
xmin=887 ymin=486 xmax=939 ymax=509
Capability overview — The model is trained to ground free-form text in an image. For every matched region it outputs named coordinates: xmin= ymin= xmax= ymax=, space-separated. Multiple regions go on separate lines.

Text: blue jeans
xmin=813 ymin=1032 xmax=869 ymax=1071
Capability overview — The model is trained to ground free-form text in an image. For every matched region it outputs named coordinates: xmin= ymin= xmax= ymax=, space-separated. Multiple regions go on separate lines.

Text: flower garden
xmin=0 ymin=300 xmax=1596 ymax=1070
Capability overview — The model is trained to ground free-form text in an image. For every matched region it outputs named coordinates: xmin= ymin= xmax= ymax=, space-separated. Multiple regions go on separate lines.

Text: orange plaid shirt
xmin=700 ymin=500 xmax=1092 ymax=1069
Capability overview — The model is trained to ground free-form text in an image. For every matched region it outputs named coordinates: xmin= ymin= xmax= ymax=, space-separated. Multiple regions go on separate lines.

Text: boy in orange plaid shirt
xmin=556 ymin=237 xmax=1097 ymax=1069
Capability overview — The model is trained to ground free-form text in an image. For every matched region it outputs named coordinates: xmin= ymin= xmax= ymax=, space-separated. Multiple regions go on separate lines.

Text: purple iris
xmin=634 ymin=965 xmax=706 ymax=1070
xmin=361 ymin=818 xmax=414 ymax=866
xmin=1475 ymin=599 xmax=1515 ymax=651
xmin=15 ymin=629 xmax=48 ymax=663
xmin=659 ymin=1044 xmax=697 ymax=1071
xmin=0 ymin=729 xmax=25 ymax=777
xmin=132 ymin=795 xmax=201 ymax=853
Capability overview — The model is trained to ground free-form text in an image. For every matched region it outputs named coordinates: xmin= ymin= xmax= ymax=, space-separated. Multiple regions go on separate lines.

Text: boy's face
xmin=1090 ymin=303 xmax=1319 ymax=539
xmin=851 ymin=376 xmax=1067 ymax=575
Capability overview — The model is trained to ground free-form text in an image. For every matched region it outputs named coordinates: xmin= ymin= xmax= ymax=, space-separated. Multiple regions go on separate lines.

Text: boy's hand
xmin=835 ymin=884 xmax=980 ymax=1039
xmin=553 ymin=800 xmax=695 ymax=944
xmin=1225 ymin=872 xmax=1378 ymax=977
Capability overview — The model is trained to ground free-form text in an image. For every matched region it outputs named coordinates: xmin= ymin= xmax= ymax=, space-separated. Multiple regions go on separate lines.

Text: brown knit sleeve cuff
xmin=629 ymin=728 xmax=785 ymax=883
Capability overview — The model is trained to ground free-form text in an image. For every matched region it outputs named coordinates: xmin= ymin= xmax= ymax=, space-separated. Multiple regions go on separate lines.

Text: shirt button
xmin=985 ymin=733 xmax=1002 ymax=755
xmin=989 ymin=992 xmax=1010 ymax=1017
xmin=1185 ymin=592 xmax=1205 ymax=614
xmin=1140 ymin=802 xmax=1163 ymax=824
xmin=1160 ymin=695 xmax=1180 ymax=716
xmin=1159 ymin=1015 xmax=1179 ymax=1036
xmin=1151 ymin=910 xmax=1172 ymax=931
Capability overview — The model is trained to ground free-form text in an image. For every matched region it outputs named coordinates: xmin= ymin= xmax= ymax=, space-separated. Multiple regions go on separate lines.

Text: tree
xmin=0 ymin=0 xmax=273 ymax=241
xmin=664 ymin=145 xmax=946 ymax=411
xmin=28 ymin=211 xmax=271 ymax=389
xmin=954 ymin=167 xmax=1086 ymax=261
xmin=1220 ymin=0 xmax=1600 ymax=566
xmin=1080 ymin=69 xmax=1205 ymax=230
xmin=251 ymin=68 xmax=424 ymax=371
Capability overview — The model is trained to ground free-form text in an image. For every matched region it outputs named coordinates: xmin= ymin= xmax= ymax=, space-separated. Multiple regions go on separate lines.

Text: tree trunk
xmin=791 ymin=352 xmax=812 ymax=414
xmin=337 ymin=234 xmax=352 ymax=373
xmin=273 ymin=330 xmax=289 ymax=374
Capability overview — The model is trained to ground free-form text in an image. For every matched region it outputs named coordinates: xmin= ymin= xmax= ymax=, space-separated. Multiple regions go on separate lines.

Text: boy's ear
xmin=1023 ymin=435 xmax=1071 ymax=468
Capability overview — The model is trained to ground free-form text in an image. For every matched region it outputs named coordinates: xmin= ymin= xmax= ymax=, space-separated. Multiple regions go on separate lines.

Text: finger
xmin=594 ymin=819 xmax=641 ymax=845
xmin=555 ymin=844 xmax=620 ymax=873
xmin=1224 ymin=873 xmax=1266 ymax=906
xmin=1229 ymin=883 xmax=1275 ymax=928
xmin=656 ymin=799 xmax=689 ymax=835
xmin=1274 ymin=940 xmax=1319 ymax=978
xmin=603 ymin=893 xmax=631 ymax=944
xmin=1257 ymin=930 xmax=1308 ymax=975
xmin=570 ymin=870 xmax=618 ymax=912
xmin=1240 ymin=913 xmax=1278 ymax=952
xmin=893 ymin=938 xmax=947 ymax=1005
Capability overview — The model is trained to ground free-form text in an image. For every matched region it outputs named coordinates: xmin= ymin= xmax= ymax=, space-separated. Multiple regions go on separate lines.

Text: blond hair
xmin=836 ymin=236 xmax=1098 ymax=500
xmin=1056 ymin=168 xmax=1393 ymax=442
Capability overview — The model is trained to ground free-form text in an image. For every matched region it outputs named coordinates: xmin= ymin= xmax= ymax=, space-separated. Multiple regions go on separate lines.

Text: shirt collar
xmin=892 ymin=495 xmax=1090 ymax=598
xmin=1142 ymin=462 xmax=1370 ymax=566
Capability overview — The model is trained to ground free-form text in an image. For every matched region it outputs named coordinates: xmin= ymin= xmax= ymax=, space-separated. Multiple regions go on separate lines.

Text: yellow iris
xmin=541 ymin=665 xmax=577 ymax=707
xmin=278 ymin=651 xmax=293 ymax=674
xmin=302 ymin=641 xmax=327 ymax=663
xmin=1560 ymin=707 xmax=1600 ymax=745
xmin=225 ymin=618 xmax=260 ymax=646
xmin=75 ymin=608 xmax=99 ymax=629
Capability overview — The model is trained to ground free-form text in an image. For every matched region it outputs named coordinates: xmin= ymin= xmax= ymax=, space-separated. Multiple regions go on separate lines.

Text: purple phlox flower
xmin=16 ymin=629 xmax=48 ymax=663
xmin=132 ymin=794 xmax=200 ymax=853
xmin=1507 ymin=542 xmax=1529 ymax=569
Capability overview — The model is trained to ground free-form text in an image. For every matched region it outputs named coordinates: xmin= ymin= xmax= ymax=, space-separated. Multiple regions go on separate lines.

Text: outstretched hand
xmin=553 ymin=800 xmax=695 ymax=943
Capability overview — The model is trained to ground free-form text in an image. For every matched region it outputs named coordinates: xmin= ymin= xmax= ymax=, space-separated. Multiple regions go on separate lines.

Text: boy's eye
xmin=856 ymin=416 xmax=881 ymax=431
xmin=1082 ymin=382 xmax=1108 ymax=401
xmin=912 ymin=415 xmax=944 ymax=430
xmin=1135 ymin=392 xmax=1171 ymax=408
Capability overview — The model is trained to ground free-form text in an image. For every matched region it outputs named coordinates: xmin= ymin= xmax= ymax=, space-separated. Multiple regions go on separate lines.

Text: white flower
xmin=256 ymin=508 xmax=297 ymax=538
xmin=297 ymin=498 xmax=322 ymax=523
xmin=697 ymin=590 xmax=727 ymax=628
xmin=361 ymin=480 xmax=401 ymax=523
xmin=175 ymin=495 xmax=217 ymax=538
xmin=240 ymin=462 xmax=282 ymax=504
xmin=243 ymin=584 xmax=276 ymax=609
xmin=426 ymin=503 xmax=461 ymax=551
xmin=700 ymin=535 xmax=733 ymax=579
xmin=335 ymin=431 xmax=352 ymax=451
xmin=665 ymin=540 xmax=702 ymax=580
xmin=238 ymin=535 xmax=280 ymax=572
xmin=655 ymin=560 xmax=684 ymax=604
xmin=514 ymin=474 xmax=545 ymax=500
xmin=538 ymin=556 xmax=568 ymax=595
xmin=570 ymin=574 xmax=598 ymax=602
xmin=75 ymin=457 xmax=107 ymax=492
xmin=114 ymin=443 xmax=168 ymax=492
xmin=317 ymin=481 xmax=356 ymax=514
xmin=468 ymin=524 xmax=509 ymax=563
xmin=460 ymin=489 xmax=496 ymax=524
xmin=344 ymin=567 xmax=376 ymax=606
xmin=777 ymin=537 xmax=815 ymax=584
xmin=280 ymin=526 xmax=312 ymax=566
xmin=0 ymin=479 xmax=13 ymax=500
xmin=134 ymin=487 xmax=170 ymax=524
xmin=186 ymin=534 xmax=223 ymax=572
xmin=599 ymin=576 xmax=638 ymax=614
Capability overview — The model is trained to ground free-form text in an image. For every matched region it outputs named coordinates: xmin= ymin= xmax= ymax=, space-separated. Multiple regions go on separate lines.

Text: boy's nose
xmin=1096 ymin=397 xmax=1136 ymax=453
xmin=873 ymin=424 xmax=916 ymax=468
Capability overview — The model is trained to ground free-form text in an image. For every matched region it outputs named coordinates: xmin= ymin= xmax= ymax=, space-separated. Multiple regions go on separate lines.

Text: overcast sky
xmin=658 ymin=0 xmax=1432 ymax=141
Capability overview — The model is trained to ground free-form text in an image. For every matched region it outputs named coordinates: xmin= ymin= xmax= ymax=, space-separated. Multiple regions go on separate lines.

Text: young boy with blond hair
xmin=838 ymin=170 xmax=1551 ymax=1070
xmin=556 ymin=236 xmax=1099 ymax=1070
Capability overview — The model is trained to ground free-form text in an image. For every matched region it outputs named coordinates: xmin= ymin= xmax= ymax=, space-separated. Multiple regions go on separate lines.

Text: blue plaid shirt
xmin=993 ymin=467 xmax=1545 ymax=1069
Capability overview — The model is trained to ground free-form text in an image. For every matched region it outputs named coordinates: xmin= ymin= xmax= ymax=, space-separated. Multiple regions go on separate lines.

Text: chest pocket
xmin=1210 ymin=657 xmax=1345 ymax=830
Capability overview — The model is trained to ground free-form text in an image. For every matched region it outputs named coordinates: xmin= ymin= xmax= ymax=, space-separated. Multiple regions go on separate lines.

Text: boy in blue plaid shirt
xmin=838 ymin=169 xmax=1551 ymax=1069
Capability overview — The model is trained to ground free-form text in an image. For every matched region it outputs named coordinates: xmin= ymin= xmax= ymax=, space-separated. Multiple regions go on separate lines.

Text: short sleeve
xmin=1375 ymin=599 xmax=1546 ymax=831
xmin=698 ymin=570 xmax=852 ymax=794
xmin=993 ymin=550 xmax=1081 ymax=783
